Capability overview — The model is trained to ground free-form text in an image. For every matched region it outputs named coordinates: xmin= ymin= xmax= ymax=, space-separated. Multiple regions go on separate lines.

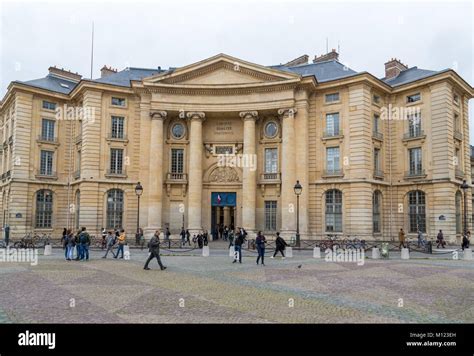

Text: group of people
xmin=61 ymin=227 xmax=127 ymax=261
xmin=398 ymin=228 xmax=471 ymax=250
xmin=212 ymin=224 xmax=234 ymax=241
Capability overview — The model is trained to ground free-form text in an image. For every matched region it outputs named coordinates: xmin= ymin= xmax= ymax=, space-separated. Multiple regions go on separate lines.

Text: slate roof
xmin=270 ymin=59 xmax=358 ymax=82
xmin=14 ymin=60 xmax=450 ymax=95
xmin=382 ymin=66 xmax=448 ymax=86
xmin=19 ymin=74 xmax=79 ymax=95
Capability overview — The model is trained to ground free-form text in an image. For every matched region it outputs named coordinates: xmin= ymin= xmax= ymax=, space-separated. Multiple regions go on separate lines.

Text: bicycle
xmin=13 ymin=234 xmax=36 ymax=249
xmin=320 ymin=234 xmax=341 ymax=251
xmin=34 ymin=233 xmax=51 ymax=248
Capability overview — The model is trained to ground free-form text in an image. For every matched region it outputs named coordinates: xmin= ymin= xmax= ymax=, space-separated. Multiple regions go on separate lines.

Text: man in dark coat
xmin=272 ymin=232 xmax=288 ymax=258
xmin=144 ymin=230 xmax=167 ymax=270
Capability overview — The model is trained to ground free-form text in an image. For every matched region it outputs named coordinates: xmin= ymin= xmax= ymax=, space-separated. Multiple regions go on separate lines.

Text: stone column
xmin=146 ymin=111 xmax=166 ymax=236
xmin=295 ymin=94 xmax=310 ymax=238
xmin=239 ymin=111 xmax=258 ymax=234
xmin=186 ymin=112 xmax=205 ymax=233
xmin=223 ymin=206 xmax=231 ymax=227
xmin=279 ymin=108 xmax=297 ymax=238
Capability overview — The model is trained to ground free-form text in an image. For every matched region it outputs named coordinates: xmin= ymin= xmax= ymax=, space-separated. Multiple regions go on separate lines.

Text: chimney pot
xmin=384 ymin=58 xmax=408 ymax=80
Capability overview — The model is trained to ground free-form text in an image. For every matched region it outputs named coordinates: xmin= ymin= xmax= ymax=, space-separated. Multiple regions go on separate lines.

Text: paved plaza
xmin=0 ymin=245 xmax=473 ymax=324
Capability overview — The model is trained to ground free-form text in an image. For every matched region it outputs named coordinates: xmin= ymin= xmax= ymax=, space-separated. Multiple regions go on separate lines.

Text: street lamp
xmin=135 ymin=182 xmax=143 ymax=241
xmin=461 ymin=179 xmax=469 ymax=237
xmin=294 ymin=180 xmax=303 ymax=247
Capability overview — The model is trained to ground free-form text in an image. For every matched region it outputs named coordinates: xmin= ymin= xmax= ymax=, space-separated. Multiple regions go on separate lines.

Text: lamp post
xmin=461 ymin=179 xmax=468 ymax=237
xmin=135 ymin=182 xmax=143 ymax=240
xmin=294 ymin=180 xmax=302 ymax=247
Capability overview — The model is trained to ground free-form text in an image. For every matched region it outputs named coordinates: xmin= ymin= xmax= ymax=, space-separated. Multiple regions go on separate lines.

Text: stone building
xmin=0 ymin=52 xmax=472 ymax=242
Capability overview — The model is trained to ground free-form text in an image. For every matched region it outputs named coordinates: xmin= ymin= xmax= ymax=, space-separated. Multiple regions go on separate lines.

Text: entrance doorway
xmin=211 ymin=192 xmax=236 ymax=237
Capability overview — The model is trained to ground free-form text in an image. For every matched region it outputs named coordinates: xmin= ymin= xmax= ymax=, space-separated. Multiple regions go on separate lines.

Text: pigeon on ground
xmin=297 ymin=264 xmax=302 ymax=269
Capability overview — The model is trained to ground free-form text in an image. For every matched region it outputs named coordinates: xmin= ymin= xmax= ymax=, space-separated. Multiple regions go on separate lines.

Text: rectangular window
xmin=265 ymin=201 xmax=277 ymax=231
xmin=326 ymin=147 xmax=340 ymax=173
xmin=408 ymin=113 xmax=422 ymax=137
xmin=42 ymin=100 xmax=56 ymax=110
xmin=110 ymin=148 xmax=123 ymax=174
xmin=40 ymin=150 xmax=53 ymax=175
xmin=406 ymin=93 xmax=421 ymax=103
xmin=325 ymin=113 xmax=340 ymax=136
xmin=453 ymin=94 xmax=459 ymax=105
xmin=373 ymin=114 xmax=380 ymax=133
xmin=265 ymin=148 xmax=278 ymax=173
xmin=171 ymin=149 xmax=184 ymax=174
xmin=111 ymin=116 xmax=125 ymax=139
xmin=409 ymin=148 xmax=422 ymax=175
xmin=454 ymin=114 xmax=460 ymax=133
xmin=41 ymin=119 xmax=55 ymax=141
xmin=372 ymin=94 xmax=381 ymax=104
xmin=325 ymin=93 xmax=340 ymax=103
xmin=111 ymin=97 xmax=126 ymax=107
xmin=374 ymin=148 xmax=381 ymax=172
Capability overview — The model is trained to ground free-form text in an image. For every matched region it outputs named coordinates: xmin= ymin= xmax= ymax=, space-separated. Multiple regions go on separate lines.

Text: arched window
xmin=36 ymin=190 xmax=53 ymax=228
xmin=75 ymin=190 xmax=80 ymax=230
xmin=373 ymin=191 xmax=382 ymax=233
xmin=408 ymin=190 xmax=426 ymax=233
xmin=106 ymin=189 xmax=124 ymax=229
xmin=456 ymin=191 xmax=462 ymax=234
xmin=325 ymin=189 xmax=342 ymax=232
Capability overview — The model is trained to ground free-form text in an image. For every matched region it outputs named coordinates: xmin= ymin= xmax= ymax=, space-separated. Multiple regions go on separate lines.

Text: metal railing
xmin=107 ymin=133 xmax=128 ymax=141
xmin=323 ymin=168 xmax=344 ymax=177
xmin=455 ymin=169 xmax=464 ymax=179
xmin=405 ymin=169 xmax=426 ymax=178
xmin=106 ymin=169 xmax=126 ymax=176
xmin=166 ymin=172 xmax=187 ymax=181
xmin=261 ymin=172 xmax=281 ymax=181
xmin=403 ymin=130 xmax=425 ymax=140
xmin=36 ymin=170 xmax=57 ymax=178
xmin=322 ymin=129 xmax=343 ymax=138
xmin=372 ymin=131 xmax=383 ymax=140
xmin=373 ymin=169 xmax=384 ymax=178
xmin=37 ymin=135 xmax=58 ymax=143
xmin=73 ymin=170 xmax=80 ymax=179
xmin=454 ymin=131 xmax=463 ymax=141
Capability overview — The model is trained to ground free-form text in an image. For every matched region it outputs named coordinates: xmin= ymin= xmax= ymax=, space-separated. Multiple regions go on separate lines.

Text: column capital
xmin=150 ymin=111 xmax=167 ymax=120
xmin=239 ymin=111 xmax=258 ymax=121
xmin=278 ymin=107 xmax=297 ymax=119
xmin=186 ymin=111 xmax=206 ymax=121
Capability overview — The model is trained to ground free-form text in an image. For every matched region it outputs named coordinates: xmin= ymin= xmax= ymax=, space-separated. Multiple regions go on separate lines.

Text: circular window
xmin=171 ymin=123 xmax=185 ymax=139
xmin=265 ymin=122 xmax=278 ymax=138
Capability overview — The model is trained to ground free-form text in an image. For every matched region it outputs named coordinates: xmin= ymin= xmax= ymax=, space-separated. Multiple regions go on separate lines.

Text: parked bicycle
xmin=319 ymin=234 xmax=341 ymax=251
xmin=13 ymin=234 xmax=36 ymax=249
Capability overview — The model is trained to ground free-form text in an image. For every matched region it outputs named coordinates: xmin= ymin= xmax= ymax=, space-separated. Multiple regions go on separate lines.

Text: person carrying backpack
xmin=255 ymin=231 xmax=267 ymax=266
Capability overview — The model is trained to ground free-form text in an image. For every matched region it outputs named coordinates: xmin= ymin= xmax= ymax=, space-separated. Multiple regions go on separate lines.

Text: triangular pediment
xmin=143 ymin=53 xmax=301 ymax=86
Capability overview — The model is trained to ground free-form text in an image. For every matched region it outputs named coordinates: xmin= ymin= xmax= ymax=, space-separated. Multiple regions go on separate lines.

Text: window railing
xmin=405 ymin=169 xmax=426 ymax=178
xmin=403 ymin=130 xmax=425 ymax=140
xmin=106 ymin=168 xmax=126 ymax=176
xmin=455 ymin=169 xmax=464 ymax=179
xmin=36 ymin=170 xmax=57 ymax=178
xmin=107 ymin=133 xmax=128 ymax=141
xmin=166 ymin=172 xmax=187 ymax=181
xmin=323 ymin=168 xmax=344 ymax=177
xmin=73 ymin=170 xmax=81 ymax=179
xmin=261 ymin=172 xmax=281 ymax=181
xmin=454 ymin=131 xmax=463 ymax=141
xmin=373 ymin=169 xmax=384 ymax=178
xmin=372 ymin=130 xmax=383 ymax=140
xmin=37 ymin=135 xmax=58 ymax=143
xmin=322 ymin=129 xmax=343 ymax=138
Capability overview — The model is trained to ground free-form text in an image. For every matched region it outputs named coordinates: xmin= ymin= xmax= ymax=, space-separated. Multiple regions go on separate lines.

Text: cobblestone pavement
xmin=0 ymin=247 xmax=473 ymax=323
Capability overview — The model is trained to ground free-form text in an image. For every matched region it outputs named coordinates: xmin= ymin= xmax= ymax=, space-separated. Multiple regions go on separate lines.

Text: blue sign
xmin=211 ymin=192 xmax=236 ymax=207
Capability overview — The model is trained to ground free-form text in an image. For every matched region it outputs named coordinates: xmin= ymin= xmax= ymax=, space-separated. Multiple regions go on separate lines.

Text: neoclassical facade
xmin=0 ymin=52 xmax=473 ymax=241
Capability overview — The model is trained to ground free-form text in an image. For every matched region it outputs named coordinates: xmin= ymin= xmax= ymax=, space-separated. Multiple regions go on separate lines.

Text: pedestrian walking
xmin=180 ymin=228 xmax=186 ymax=246
xmin=114 ymin=229 xmax=126 ymax=258
xmin=398 ymin=228 xmax=406 ymax=249
xmin=102 ymin=231 xmax=116 ymax=258
xmin=233 ymin=228 xmax=246 ymax=264
xmin=61 ymin=228 xmax=68 ymax=259
xmin=271 ymin=232 xmax=288 ymax=258
xmin=462 ymin=230 xmax=470 ymax=251
xmin=79 ymin=227 xmax=91 ymax=261
xmin=185 ymin=229 xmax=191 ymax=246
xmin=144 ymin=230 xmax=167 ymax=271
xmin=165 ymin=227 xmax=171 ymax=241
xmin=255 ymin=231 xmax=267 ymax=265
xmin=436 ymin=230 xmax=446 ymax=248
xmin=3 ymin=224 xmax=10 ymax=247
xmin=417 ymin=230 xmax=425 ymax=248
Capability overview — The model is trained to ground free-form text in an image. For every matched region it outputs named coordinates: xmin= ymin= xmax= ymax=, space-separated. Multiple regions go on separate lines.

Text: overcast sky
xmin=0 ymin=0 xmax=472 ymax=138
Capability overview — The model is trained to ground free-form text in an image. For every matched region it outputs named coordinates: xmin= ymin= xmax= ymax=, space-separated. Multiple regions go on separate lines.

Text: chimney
xmin=100 ymin=65 xmax=118 ymax=78
xmin=284 ymin=54 xmax=309 ymax=66
xmin=384 ymin=58 xmax=408 ymax=80
xmin=48 ymin=66 xmax=82 ymax=82
xmin=313 ymin=49 xmax=339 ymax=63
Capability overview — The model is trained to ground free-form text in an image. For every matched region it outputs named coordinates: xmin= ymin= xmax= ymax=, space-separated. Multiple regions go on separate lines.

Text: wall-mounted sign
xmin=15 ymin=213 xmax=22 ymax=218
xmin=438 ymin=215 xmax=446 ymax=221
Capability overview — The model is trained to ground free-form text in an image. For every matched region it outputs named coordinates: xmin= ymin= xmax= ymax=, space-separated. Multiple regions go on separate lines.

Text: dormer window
xmin=406 ymin=93 xmax=421 ymax=103
xmin=111 ymin=97 xmax=126 ymax=107
xmin=325 ymin=93 xmax=340 ymax=103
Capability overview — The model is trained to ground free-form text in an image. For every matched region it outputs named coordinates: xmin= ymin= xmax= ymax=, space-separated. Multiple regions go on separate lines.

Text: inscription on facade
xmin=215 ymin=121 xmax=233 ymax=135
